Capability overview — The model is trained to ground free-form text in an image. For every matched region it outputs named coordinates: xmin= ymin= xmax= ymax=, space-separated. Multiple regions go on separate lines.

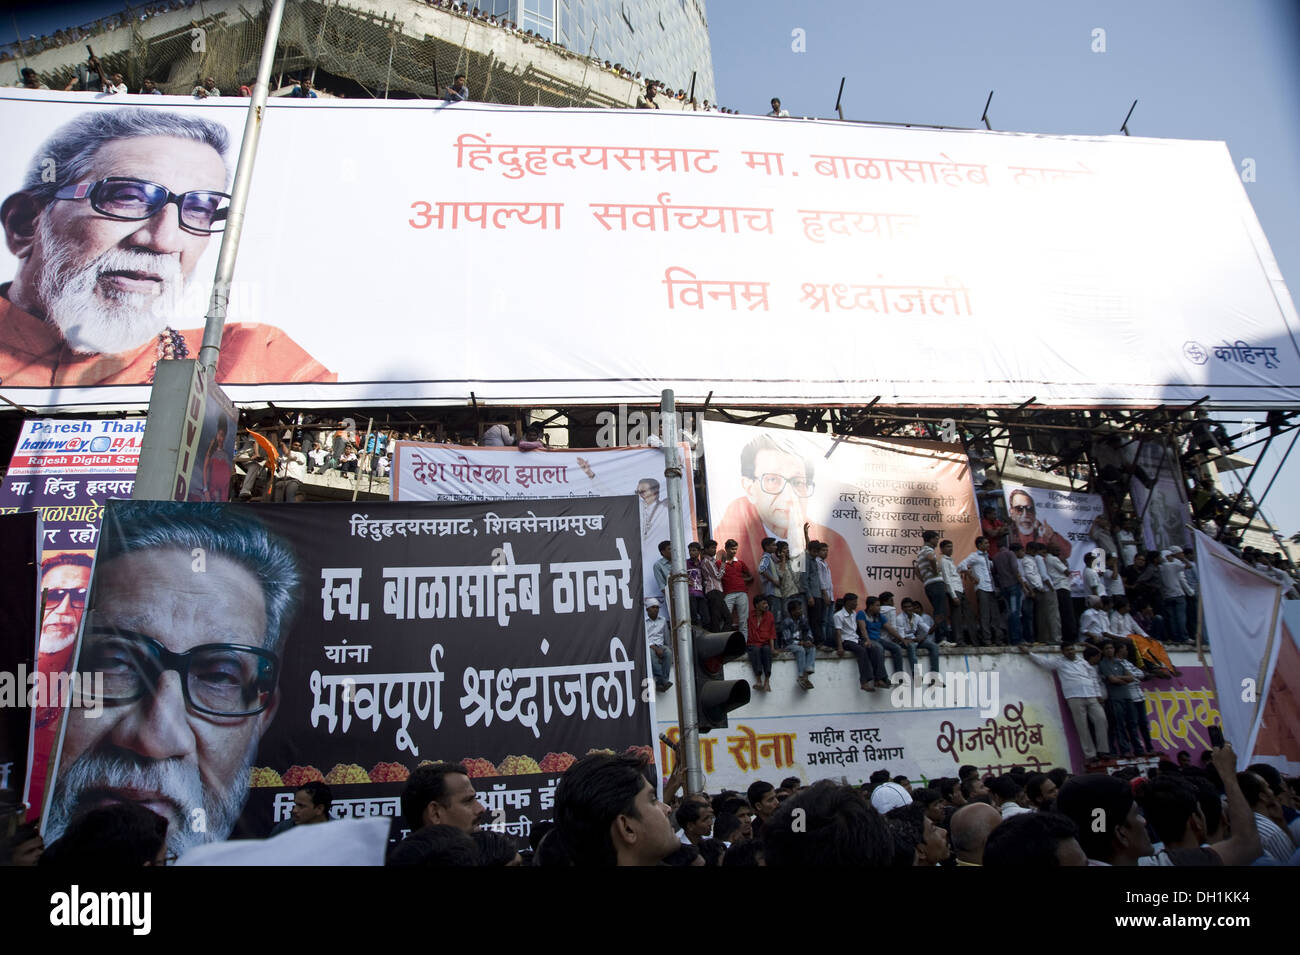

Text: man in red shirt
xmin=747 ymin=594 xmax=776 ymax=693
xmin=720 ymin=538 xmax=754 ymax=638
xmin=980 ymin=506 xmax=1008 ymax=556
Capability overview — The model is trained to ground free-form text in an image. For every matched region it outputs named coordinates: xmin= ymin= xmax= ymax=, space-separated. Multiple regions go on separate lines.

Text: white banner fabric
xmin=1 ymin=92 xmax=1299 ymax=410
xmin=1001 ymin=483 xmax=1106 ymax=595
xmin=1193 ymin=529 xmax=1283 ymax=759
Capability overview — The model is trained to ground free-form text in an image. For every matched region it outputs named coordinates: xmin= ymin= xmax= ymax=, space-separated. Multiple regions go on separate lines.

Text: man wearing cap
xmin=645 ymin=598 xmax=672 ymax=693
xmin=870 ymin=781 xmax=912 ymax=815
xmin=1024 ymin=642 xmax=1110 ymax=766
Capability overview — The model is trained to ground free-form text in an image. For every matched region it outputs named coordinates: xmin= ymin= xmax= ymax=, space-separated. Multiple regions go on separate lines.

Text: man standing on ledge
xmin=0 ymin=108 xmax=335 ymax=388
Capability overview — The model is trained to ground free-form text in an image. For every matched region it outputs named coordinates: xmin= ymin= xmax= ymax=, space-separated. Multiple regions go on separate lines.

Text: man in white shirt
xmin=1157 ymin=550 xmax=1193 ymax=642
xmin=1044 ymin=544 xmax=1075 ymax=644
xmin=895 ymin=598 xmax=941 ymax=672
xmin=1025 ymin=643 xmax=1110 ymax=762
xmin=767 ymin=97 xmax=790 ymax=117
xmin=958 ymin=536 xmax=1001 ymax=647
xmin=938 ymin=540 xmax=969 ymax=647
xmin=645 ymin=599 xmax=673 ymax=693
xmin=1011 ymin=543 xmax=1040 ymax=642
xmin=1082 ymin=552 xmax=1106 ymax=598
xmin=1117 ymin=521 xmax=1139 ymax=566
xmin=916 ymin=531 xmax=953 ymax=644
xmin=307 ymin=442 xmax=328 ymax=473
xmin=1239 ymin=771 xmax=1297 ymax=863
xmin=104 ymin=72 xmax=129 ymax=94
xmin=1077 ymin=596 xmax=1117 ymax=645
xmin=1025 ymin=543 xmax=1061 ymax=643
xmin=273 ymin=440 xmax=308 ymax=502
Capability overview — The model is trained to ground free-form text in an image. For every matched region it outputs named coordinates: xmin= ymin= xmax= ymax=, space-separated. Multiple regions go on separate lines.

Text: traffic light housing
xmin=693 ymin=626 xmax=750 ymax=732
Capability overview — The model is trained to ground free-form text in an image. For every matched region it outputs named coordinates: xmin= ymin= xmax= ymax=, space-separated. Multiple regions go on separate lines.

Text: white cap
xmin=870 ymin=782 xmax=911 ymax=814
xmin=645 ymin=597 xmax=660 ymax=608
xmin=1167 ymin=545 xmax=1183 ymax=555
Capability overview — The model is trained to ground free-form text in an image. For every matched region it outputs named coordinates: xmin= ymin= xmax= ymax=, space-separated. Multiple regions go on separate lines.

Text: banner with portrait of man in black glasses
xmin=41 ymin=497 xmax=653 ymax=857
xmin=0 ymin=103 xmax=335 ymax=395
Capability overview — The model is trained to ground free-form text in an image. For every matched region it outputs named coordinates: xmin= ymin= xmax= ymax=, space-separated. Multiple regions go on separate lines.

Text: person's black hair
xmin=934 ymin=777 xmax=960 ymax=802
xmin=885 ymin=802 xmax=926 ymax=851
xmin=676 ymin=800 xmax=707 ymax=829
xmin=658 ymin=539 xmax=671 ymax=554
xmin=988 ymin=775 xmax=1022 ymax=802
xmin=39 ymin=803 xmax=167 ymax=867
xmin=719 ymin=796 xmax=748 ymax=816
xmin=1025 ymin=773 xmax=1051 ymax=805
xmin=1010 ymin=542 xmax=1024 ymax=553
xmin=721 ymin=839 xmax=764 ymax=866
xmin=401 ymin=762 xmax=469 ymax=830
xmin=531 ymin=828 xmax=571 ymax=866
xmin=786 ymin=598 xmax=803 ymax=613
xmin=1138 ymin=776 xmax=1199 ymax=845
xmin=472 ymin=829 xmax=523 ymax=866
xmin=982 ymin=812 xmax=1079 ymax=867
xmin=712 ymin=812 xmax=741 ymax=843
xmin=781 ymin=776 xmax=801 ymax=791
xmin=912 ymin=787 xmax=942 ymax=809
xmin=528 ymin=819 xmax=554 ymax=852
xmin=1246 ymin=763 xmax=1286 ymax=797
xmin=1237 ymin=771 xmax=1270 ymax=808
xmin=297 ymin=779 xmax=333 ymax=812
xmin=923 ymin=530 xmax=939 ymax=543
xmin=746 ymin=780 xmax=774 ymax=807
xmin=552 ymin=754 xmax=649 ymax=866
xmin=893 ymin=775 xmax=910 ymax=786
xmin=869 ymin=769 xmax=892 ymax=789
xmin=387 ymin=825 xmax=479 ymax=866
xmin=958 ymin=764 xmax=979 ymax=781
xmin=886 ymin=818 xmax=918 ymax=867
xmin=959 ymin=777 xmax=983 ymax=800
xmin=763 ymin=781 xmax=892 ymax=867
xmin=663 ymin=843 xmax=701 ymax=866
xmin=1056 ymin=774 xmax=1135 ymax=863
xmin=1046 ymin=768 xmax=1070 ymax=789
xmin=1184 ymin=775 xmax=1223 ymax=835
xmin=698 ymin=838 xmax=726 ymax=866
xmin=878 ymin=591 xmax=894 ymax=604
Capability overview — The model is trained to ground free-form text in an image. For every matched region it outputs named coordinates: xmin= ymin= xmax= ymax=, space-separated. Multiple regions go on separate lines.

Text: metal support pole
xmin=197 ymin=0 xmax=287 ymax=377
xmin=1216 ymin=430 xmax=1276 ymax=541
xmin=352 ymin=417 xmax=373 ymax=501
xmin=661 ymin=389 xmax=702 ymax=795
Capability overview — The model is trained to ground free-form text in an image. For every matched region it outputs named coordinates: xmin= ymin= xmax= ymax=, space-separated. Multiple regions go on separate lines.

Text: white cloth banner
xmin=1129 ymin=440 xmax=1194 ymax=553
xmin=1 ymin=92 xmax=1298 ymax=411
xmin=1001 ymin=483 xmax=1106 ymax=595
xmin=1193 ymin=529 xmax=1284 ymax=759
xmin=391 ymin=442 xmax=694 ymax=604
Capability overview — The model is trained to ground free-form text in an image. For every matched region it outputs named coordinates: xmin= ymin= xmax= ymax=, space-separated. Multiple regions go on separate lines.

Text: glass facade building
xmin=474 ymin=0 xmax=716 ymax=102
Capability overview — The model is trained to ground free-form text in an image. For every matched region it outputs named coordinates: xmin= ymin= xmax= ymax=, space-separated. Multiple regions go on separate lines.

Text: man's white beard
xmin=36 ymin=215 xmax=184 ymax=355
xmin=44 ymin=735 xmax=258 ymax=856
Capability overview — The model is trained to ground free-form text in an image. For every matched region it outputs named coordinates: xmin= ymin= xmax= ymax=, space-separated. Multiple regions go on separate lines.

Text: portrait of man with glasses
xmin=1006 ymin=487 xmax=1072 ymax=559
xmin=714 ymin=432 xmax=866 ymax=604
xmin=0 ymin=107 xmax=334 ymax=388
xmin=42 ymin=502 xmax=302 ymax=857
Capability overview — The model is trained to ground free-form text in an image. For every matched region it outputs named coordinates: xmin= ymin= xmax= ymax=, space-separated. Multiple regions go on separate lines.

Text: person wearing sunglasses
xmin=42 ymin=502 xmax=301 ymax=859
xmin=713 ymin=431 xmax=867 ymax=609
xmin=0 ymin=107 xmax=334 ymax=388
xmin=1005 ymin=487 xmax=1072 ymax=560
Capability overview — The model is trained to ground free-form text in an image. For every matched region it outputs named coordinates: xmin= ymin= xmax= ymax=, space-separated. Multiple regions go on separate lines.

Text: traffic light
xmin=692 ymin=625 xmax=750 ymax=732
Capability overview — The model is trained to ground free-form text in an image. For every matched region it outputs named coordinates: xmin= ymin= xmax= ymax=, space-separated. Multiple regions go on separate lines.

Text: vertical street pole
xmin=196 ymin=0 xmax=287 ymax=377
xmin=353 ymin=417 xmax=373 ymax=501
xmin=661 ymin=389 xmax=702 ymax=794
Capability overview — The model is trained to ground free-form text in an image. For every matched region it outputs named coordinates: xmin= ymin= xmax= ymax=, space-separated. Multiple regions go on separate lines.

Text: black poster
xmin=44 ymin=498 xmax=651 ymax=854
xmin=0 ymin=512 xmax=38 ymax=804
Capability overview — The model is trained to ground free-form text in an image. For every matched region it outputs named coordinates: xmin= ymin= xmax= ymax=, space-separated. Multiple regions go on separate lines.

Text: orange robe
xmin=0 ymin=294 xmax=335 ymax=387
xmin=713 ymin=495 xmax=868 ymax=603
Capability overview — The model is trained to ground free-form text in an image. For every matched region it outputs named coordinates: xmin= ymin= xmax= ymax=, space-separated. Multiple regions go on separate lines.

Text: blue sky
xmin=11 ymin=0 xmax=1300 ymax=536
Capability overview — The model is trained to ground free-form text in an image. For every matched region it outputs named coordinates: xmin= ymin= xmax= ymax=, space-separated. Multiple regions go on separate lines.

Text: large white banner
xmin=1001 ymin=482 xmax=1106 ymax=595
xmin=1128 ymin=440 xmax=1194 ymax=553
xmin=1 ymin=91 xmax=1298 ymax=411
xmin=1194 ymin=529 xmax=1284 ymax=759
xmin=391 ymin=442 xmax=694 ymax=604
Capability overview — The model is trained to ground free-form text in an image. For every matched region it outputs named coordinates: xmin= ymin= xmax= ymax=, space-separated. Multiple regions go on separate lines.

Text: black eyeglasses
xmin=44 ymin=587 xmax=87 ymax=609
xmin=79 ymin=624 xmax=278 ymax=717
xmin=53 ymin=177 xmax=230 ymax=234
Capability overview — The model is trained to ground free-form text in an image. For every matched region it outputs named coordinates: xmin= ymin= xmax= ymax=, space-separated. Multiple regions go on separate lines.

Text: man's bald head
xmin=950 ymin=803 xmax=1002 ymax=865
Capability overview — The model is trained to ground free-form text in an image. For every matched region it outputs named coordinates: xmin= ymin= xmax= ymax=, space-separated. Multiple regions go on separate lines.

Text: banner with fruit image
xmin=42 ymin=498 xmax=651 ymax=854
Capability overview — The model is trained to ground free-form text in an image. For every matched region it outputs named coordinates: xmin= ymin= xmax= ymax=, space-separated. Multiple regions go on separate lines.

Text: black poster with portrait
xmin=44 ymin=498 xmax=651 ymax=855
xmin=0 ymin=512 xmax=38 ymax=809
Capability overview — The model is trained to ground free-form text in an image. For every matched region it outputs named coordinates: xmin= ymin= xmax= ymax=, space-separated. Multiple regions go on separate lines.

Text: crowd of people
xmin=1 ymin=0 xmax=194 ymax=63
xmin=10 ymin=745 xmax=1298 ymax=867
